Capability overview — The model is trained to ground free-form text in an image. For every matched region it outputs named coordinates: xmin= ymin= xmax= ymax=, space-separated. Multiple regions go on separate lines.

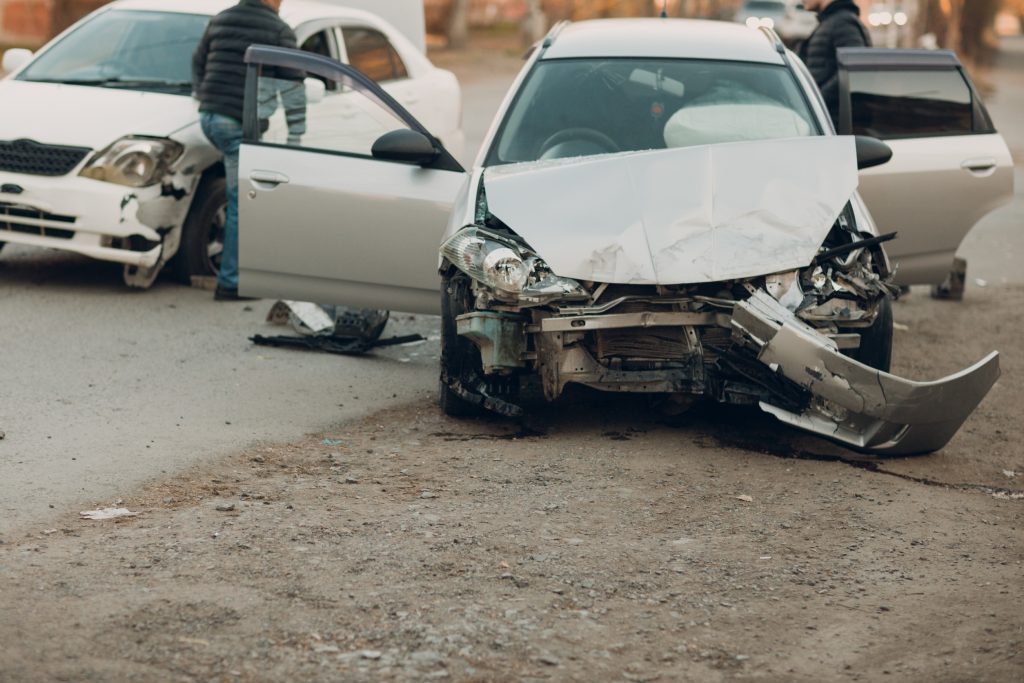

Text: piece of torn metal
xmin=731 ymin=290 xmax=999 ymax=455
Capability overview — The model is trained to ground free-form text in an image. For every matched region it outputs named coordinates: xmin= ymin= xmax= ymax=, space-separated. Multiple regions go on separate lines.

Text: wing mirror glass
xmin=371 ymin=129 xmax=439 ymax=166
xmin=303 ymin=77 xmax=326 ymax=104
xmin=855 ymin=135 xmax=893 ymax=170
xmin=2 ymin=48 xmax=33 ymax=74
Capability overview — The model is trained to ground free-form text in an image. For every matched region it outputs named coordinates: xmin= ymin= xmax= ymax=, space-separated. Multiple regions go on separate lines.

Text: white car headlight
xmin=442 ymin=227 xmax=530 ymax=294
xmin=79 ymin=136 xmax=184 ymax=187
xmin=441 ymin=226 xmax=588 ymax=303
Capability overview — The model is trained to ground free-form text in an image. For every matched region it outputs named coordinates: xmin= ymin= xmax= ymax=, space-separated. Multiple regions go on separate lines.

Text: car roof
xmin=108 ymin=0 xmax=380 ymax=27
xmin=542 ymin=18 xmax=785 ymax=65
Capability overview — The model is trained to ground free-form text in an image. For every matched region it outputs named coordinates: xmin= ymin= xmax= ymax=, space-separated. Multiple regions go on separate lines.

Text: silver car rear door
xmin=837 ymin=48 xmax=1013 ymax=286
xmin=238 ymin=46 xmax=466 ymax=314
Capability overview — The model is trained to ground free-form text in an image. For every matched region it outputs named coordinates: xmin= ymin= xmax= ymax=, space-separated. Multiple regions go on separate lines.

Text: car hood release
xmin=484 ymin=136 xmax=858 ymax=285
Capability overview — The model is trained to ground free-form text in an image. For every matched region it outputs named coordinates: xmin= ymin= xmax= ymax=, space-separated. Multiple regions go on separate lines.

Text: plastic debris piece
xmin=321 ymin=438 xmax=344 ymax=446
xmin=733 ymin=494 xmax=754 ymax=503
xmin=250 ymin=333 xmax=425 ymax=356
xmin=80 ymin=507 xmax=137 ymax=520
xmin=266 ymin=300 xmax=335 ymax=335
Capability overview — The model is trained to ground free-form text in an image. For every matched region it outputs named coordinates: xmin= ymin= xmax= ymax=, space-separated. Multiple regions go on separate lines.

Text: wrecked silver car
xmin=237 ymin=20 xmax=1009 ymax=455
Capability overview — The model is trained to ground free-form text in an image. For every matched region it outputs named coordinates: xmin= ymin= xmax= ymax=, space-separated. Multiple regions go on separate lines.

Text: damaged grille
xmin=0 ymin=202 xmax=76 ymax=240
xmin=0 ymin=139 xmax=91 ymax=176
xmin=593 ymin=328 xmax=692 ymax=360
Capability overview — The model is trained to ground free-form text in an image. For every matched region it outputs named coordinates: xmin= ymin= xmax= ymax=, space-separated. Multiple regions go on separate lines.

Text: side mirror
xmin=855 ymin=135 xmax=892 ymax=170
xmin=303 ymin=77 xmax=326 ymax=104
xmin=2 ymin=48 xmax=33 ymax=75
xmin=371 ymin=129 xmax=438 ymax=166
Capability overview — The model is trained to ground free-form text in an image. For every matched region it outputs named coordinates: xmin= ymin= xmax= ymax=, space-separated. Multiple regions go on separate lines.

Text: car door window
xmin=342 ymin=27 xmax=408 ymax=82
xmin=247 ymin=55 xmax=458 ymax=173
xmin=848 ymin=69 xmax=975 ymax=139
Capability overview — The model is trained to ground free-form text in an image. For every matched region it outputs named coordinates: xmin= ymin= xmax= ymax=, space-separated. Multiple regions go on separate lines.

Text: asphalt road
xmin=0 ymin=45 xmax=521 ymax=538
xmin=1 ymin=36 xmax=1022 ymax=538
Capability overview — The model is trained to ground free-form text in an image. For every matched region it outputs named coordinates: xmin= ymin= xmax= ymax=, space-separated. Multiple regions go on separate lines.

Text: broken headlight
xmin=441 ymin=226 xmax=588 ymax=303
xmin=79 ymin=136 xmax=184 ymax=187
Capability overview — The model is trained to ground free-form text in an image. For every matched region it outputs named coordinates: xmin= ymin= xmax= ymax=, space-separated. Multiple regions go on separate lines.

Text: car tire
xmin=439 ymin=274 xmax=482 ymax=417
xmin=848 ymin=295 xmax=894 ymax=373
xmin=171 ymin=176 xmax=226 ymax=284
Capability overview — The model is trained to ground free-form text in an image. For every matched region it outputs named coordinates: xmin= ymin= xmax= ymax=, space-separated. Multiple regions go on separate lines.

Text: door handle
xmin=249 ymin=170 xmax=290 ymax=188
xmin=961 ymin=158 xmax=997 ymax=176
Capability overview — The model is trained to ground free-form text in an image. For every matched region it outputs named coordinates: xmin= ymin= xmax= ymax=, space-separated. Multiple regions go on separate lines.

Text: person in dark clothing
xmin=799 ymin=0 xmax=872 ymax=128
xmin=192 ymin=0 xmax=304 ymax=300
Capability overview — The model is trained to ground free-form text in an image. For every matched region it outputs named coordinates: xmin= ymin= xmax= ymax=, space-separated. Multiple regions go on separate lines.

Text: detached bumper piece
xmin=732 ymin=291 xmax=1000 ymax=455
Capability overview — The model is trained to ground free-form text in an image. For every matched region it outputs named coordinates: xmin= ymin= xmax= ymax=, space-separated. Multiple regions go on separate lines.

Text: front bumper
xmin=0 ymin=171 xmax=189 ymax=267
xmin=731 ymin=291 xmax=1000 ymax=455
xmin=457 ymin=290 xmax=998 ymax=455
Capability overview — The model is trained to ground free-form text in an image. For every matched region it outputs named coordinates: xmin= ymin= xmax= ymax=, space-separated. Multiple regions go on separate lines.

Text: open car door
xmin=837 ymin=48 xmax=1013 ymax=287
xmin=238 ymin=45 xmax=466 ymax=314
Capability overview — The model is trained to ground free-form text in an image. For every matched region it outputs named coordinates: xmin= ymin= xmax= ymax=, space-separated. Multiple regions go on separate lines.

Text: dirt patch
xmin=2 ymin=288 xmax=1023 ymax=682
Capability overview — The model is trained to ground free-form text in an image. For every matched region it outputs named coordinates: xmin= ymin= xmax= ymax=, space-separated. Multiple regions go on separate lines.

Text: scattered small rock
xmin=420 ymin=490 xmax=438 ymax=499
xmin=537 ymin=653 xmax=560 ymax=666
xmin=215 ymin=503 xmax=236 ymax=512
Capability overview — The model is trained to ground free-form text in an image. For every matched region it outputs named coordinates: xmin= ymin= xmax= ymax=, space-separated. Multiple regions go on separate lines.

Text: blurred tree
xmin=448 ymin=0 xmax=470 ymax=48
xmin=522 ymin=0 xmax=547 ymax=43
xmin=921 ymin=0 xmax=1001 ymax=62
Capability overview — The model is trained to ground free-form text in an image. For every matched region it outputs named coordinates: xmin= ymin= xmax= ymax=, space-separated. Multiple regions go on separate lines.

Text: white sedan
xmin=237 ymin=19 xmax=1012 ymax=455
xmin=0 ymin=0 xmax=463 ymax=287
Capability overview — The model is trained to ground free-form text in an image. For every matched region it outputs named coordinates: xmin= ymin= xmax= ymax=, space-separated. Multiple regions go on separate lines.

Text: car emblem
xmin=1 ymin=183 xmax=24 ymax=195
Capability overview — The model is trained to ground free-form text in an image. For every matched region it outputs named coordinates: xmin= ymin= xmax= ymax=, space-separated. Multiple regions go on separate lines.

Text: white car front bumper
xmin=0 ymin=170 xmax=193 ymax=268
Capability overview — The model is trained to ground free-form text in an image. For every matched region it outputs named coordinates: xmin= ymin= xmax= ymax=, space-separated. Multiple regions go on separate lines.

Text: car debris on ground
xmin=251 ymin=300 xmax=424 ymax=355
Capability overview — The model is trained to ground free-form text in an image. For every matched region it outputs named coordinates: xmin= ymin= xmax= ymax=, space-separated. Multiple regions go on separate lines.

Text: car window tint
xmin=848 ymin=69 xmax=973 ymax=139
xmin=300 ymin=30 xmax=340 ymax=91
xmin=17 ymin=10 xmax=207 ymax=90
xmin=301 ymin=31 xmax=332 ymax=58
xmin=255 ymin=64 xmax=409 ymax=157
xmin=488 ymin=58 xmax=819 ymax=166
xmin=343 ymin=27 xmax=406 ymax=82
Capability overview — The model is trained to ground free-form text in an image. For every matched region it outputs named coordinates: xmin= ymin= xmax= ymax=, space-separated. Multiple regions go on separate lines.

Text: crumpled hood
xmin=484 ymin=137 xmax=858 ymax=285
xmin=0 ymin=80 xmax=198 ymax=149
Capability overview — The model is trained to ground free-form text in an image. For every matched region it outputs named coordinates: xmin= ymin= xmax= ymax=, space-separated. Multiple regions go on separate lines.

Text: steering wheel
xmin=538 ymin=127 xmax=620 ymax=158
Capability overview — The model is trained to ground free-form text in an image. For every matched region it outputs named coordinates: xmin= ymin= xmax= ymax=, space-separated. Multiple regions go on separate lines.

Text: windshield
xmin=18 ymin=10 xmax=210 ymax=93
xmin=486 ymin=58 xmax=819 ymax=167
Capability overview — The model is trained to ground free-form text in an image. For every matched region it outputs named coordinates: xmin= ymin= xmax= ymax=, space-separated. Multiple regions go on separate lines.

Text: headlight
xmin=441 ymin=226 xmax=588 ymax=303
xmin=79 ymin=136 xmax=184 ymax=187
xmin=441 ymin=227 xmax=530 ymax=294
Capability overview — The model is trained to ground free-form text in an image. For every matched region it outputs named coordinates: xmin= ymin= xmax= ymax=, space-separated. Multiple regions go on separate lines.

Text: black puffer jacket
xmin=799 ymin=0 xmax=871 ymax=124
xmin=192 ymin=0 xmax=298 ymax=122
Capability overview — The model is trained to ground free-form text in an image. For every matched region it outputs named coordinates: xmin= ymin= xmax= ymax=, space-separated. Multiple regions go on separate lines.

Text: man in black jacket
xmin=799 ymin=0 xmax=872 ymax=128
xmin=192 ymin=0 xmax=303 ymax=300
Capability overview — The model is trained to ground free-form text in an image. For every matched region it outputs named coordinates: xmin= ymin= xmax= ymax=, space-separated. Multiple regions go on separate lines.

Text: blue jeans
xmin=199 ymin=112 xmax=243 ymax=289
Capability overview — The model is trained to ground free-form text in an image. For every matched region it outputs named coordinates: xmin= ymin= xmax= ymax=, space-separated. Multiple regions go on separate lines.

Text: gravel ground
xmin=1 ymin=286 xmax=1022 ymax=682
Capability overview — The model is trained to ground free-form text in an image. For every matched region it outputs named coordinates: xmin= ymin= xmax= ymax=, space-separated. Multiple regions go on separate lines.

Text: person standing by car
xmin=192 ymin=0 xmax=304 ymax=300
xmin=799 ymin=0 xmax=871 ymax=127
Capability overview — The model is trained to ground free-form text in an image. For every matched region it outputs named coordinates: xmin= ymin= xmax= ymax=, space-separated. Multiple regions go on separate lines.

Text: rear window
xmin=343 ymin=27 xmax=408 ymax=83
xmin=848 ymin=69 xmax=975 ymax=139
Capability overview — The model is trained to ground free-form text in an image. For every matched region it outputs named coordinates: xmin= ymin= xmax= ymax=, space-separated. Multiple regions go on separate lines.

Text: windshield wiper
xmin=29 ymin=77 xmax=191 ymax=89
